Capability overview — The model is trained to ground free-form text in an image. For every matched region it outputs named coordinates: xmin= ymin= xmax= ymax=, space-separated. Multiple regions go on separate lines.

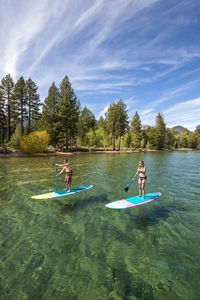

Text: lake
xmin=0 ymin=151 xmax=200 ymax=300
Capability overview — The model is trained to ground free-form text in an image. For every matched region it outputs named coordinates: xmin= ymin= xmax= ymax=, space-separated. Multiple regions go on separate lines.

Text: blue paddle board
xmin=105 ymin=192 xmax=161 ymax=209
xmin=31 ymin=185 xmax=93 ymax=199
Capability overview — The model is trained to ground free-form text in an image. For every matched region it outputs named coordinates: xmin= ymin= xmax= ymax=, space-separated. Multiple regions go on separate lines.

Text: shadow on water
xmin=135 ymin=205 xmax=180 ymax=229
xmin=60 ymin=193 xmax=108 ymax=215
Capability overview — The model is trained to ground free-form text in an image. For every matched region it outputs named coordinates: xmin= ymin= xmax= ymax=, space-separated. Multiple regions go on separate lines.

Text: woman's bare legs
xmin=141 ymin=180 xmax=146 ymax=200
xmin=138 ymin=179 xmax=142 ymax=197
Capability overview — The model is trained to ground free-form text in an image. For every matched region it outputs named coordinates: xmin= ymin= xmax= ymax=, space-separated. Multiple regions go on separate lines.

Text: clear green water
xmin=0 ymin=151 xmax=200 ymax=300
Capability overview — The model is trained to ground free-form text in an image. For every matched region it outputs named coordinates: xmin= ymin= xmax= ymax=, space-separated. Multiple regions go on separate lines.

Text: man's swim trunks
xmin=65 ymin=171 xmax=72 ymax=184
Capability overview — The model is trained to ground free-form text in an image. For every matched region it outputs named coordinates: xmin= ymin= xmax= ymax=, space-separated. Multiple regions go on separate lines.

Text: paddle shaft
xmin=124 ymin=171 xmax=137 ymax=192
xmin=129 ymin=172 xmax=137 ymax=187
xmin=56 ymin=166 xmax=58 ymax=191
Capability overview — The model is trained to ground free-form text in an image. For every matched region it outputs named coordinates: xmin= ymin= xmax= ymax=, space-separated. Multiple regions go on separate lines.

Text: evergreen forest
xmin=0 ymin=73 xmax=200 ymax=153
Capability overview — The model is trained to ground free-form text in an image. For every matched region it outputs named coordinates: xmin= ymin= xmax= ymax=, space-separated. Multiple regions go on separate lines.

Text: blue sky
xmin=0 ymin=0 xmax=200 ymax=130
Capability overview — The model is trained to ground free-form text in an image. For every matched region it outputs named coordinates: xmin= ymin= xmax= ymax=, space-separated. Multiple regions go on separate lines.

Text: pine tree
xmin=12 ymin=76 xmax=27 ymax=135
xmin=194 ymin=125 xmax=200 ymax=135
xmin=188 ymin=132 xmax=198 ymax=149
xmin=98 ymin=116 xmax=105 ymax=129
xmin=115 ymin=99 xmax=129 ymax=150
xmin=165 ymin=128 xmax=175 ymax=149
xmin=130 ymin=111 xmax=142 ymax=148
xmin=155 ymin=112 xmax=166 ymax=149
xmin=105 ymin=103 xmax=118 ymax=150
xmin=0 ymin=90 xmax=6 ymax=144
xmin=97 ymin=116 xmax=110 ymax=149
xmin=194 ymin=125 xmax=200 ymax=149
xmin=105 ymin=100 xmax=129 ymax=151
xmin=78 ymin=106 xmax=96 ymax=143
xmin=25 ymin=78 xmax=41 ymax=133
xmin=0 ymin=74 xmax=14 ymax=141
xmin=59 ymin=75 xmax=80 ymax=150
xmin=70 ymin=96 xmax=80 ymax=148
xmin=38 ymin=82 xmax=60 ymax=146
xmin=146 ymin=126 xmax=157 ymax=149
xmin=179 ymin=129 xmax=189 ymax=148
xmin=140 ymin=129 xmax=148 ymax=148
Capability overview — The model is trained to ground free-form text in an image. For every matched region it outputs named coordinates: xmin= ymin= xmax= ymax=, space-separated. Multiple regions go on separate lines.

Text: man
xmin=56 ymin=159 xmax=72 ymax=192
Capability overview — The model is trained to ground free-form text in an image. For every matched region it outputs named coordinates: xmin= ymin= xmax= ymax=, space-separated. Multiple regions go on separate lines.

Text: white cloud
xmin=73 ymin=0 xmax=104 ymax=33
xmin=163 ymin=98 xmax=200 ymax=130
xmin=98 ymin=103 xmax=110 ymax=119
xmin=0 ymin=0 xmax=200 ymax=133
xmin=1 ymin=0 xmax=160 ymax=80
xmin=139 ymin=98 xmax=200 ymax=130
xmin=0 ymin=0 xmax=55 ymax=78
xmin=164 ymin=97 xmax=200 ymax=114
xmin=140 ymin=109 xmax=155 ymax=116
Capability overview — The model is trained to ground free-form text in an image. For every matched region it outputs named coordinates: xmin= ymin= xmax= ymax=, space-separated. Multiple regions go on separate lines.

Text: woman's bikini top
xmin=138 ymin=168 xmax=145 ymax=174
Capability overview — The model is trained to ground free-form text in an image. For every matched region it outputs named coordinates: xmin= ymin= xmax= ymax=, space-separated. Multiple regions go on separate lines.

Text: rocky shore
xmin=0 ymin=148 xmax=196 ymax=158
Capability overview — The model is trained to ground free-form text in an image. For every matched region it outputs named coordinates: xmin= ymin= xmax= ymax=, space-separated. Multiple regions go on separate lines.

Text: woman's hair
xmin=139 ymin=160 xmax=144 ymax=166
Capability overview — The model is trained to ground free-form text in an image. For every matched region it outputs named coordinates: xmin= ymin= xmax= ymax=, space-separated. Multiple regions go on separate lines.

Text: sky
xmin=0 ymin=0 xmax=200 ymax=131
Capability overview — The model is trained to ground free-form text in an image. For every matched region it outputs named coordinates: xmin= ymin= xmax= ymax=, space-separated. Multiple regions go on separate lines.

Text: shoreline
xmin=0 ymin=148 xmax=197 ymax=158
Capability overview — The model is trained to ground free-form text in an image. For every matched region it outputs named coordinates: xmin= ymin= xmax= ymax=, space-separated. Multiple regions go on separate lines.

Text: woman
xmin=56 ymin=159 xmax=72 ymax=192
xmin=136 ymin=160 xmax=147 ymax=200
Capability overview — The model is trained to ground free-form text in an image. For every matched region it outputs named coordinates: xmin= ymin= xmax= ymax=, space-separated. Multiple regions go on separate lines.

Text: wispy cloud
xmin=140 ymin=109 xmax=155 ymax=116
xmin=0 ymin=0 xmax=66 ymax=78
xmin=1 ymin=0 xmax=199 ymax=83
xmin=137 ymin=77 xmax=200 ymax=117
xmin=139 ymin=98 xmax=200 ymax=130
xmin=164 ymin=98 xmax=200 ymax=130
xmin=73 ymin=1 xmax=104 ymax=34
xmin=0 ymin=0 xmax=200 ymax=130
xmin=164 ymin=97 xmax=200 ymax=114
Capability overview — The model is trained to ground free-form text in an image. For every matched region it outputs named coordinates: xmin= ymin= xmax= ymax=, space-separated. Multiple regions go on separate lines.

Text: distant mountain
xmin=141 ymin=124 xmax=193 ymax=134
xmin=172 ymin=125 xmax=192 ymax=134
xmin=142 ymin=125 xmax=151 ymax=130
xmin=172 ymin=125 xmax=185 ymax=134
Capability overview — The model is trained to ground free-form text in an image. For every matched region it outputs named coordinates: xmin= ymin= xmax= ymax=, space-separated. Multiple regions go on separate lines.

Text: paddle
xmin=124 ymin=172 xmax=137 ymax=192
xmin=56 ymin=166 xmax=58 ymax=191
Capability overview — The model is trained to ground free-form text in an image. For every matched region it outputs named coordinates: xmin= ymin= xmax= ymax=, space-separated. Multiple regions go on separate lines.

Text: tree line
xmin=0 ymin=74 xmax=40 ymax=142
xmin=0 ymin=73 xmax=200 ymax=152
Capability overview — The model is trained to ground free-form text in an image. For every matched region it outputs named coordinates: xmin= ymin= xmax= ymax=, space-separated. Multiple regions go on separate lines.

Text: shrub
xmin=7 ymin=125 xmax=22 ymax=149
xmin=19 ymin=131 xmax=50 ymax=154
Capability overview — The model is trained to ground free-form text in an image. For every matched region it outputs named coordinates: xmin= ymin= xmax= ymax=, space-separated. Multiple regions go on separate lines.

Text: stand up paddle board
xmin=105 ymin=192 xmax=161 ymax=209
xmin=31 ymin=185 xmax=93 ymax=199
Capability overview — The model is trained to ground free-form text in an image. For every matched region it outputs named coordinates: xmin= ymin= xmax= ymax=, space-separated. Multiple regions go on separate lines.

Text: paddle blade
xmin=124 ymin=186 xmax=129 ymax=192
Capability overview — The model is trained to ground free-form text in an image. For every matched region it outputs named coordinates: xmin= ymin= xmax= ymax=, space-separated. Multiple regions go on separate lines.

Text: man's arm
xmin=56 ymin=163 xmax=69 ymax=167
xmin=57 ymin=167 xmax=65 ymax=176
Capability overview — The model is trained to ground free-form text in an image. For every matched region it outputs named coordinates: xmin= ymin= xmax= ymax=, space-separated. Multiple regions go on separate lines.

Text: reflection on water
xmin=0 ymin=151 xmax=200 ymax=299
